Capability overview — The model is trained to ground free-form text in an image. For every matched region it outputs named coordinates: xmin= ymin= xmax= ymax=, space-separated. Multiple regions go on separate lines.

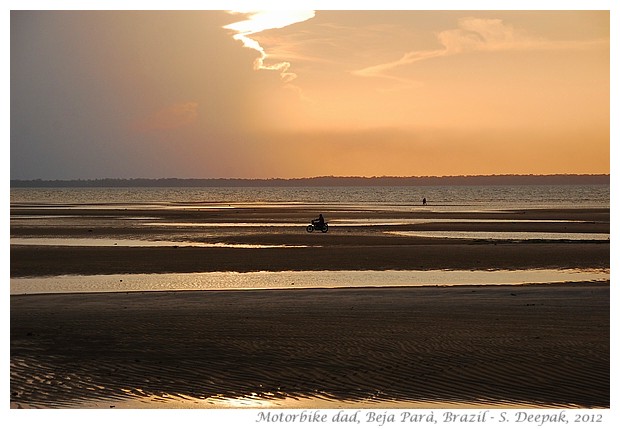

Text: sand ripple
xmin=11 ymin=285 xmax=609 ymax=408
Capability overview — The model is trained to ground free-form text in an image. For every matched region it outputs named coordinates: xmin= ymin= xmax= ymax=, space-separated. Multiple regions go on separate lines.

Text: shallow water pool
xmin=10 ymin=268 xmax=610 ymax=295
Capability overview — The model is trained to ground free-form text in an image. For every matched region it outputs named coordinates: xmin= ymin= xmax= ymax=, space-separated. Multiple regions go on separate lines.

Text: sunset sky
xmin=9 ymin=4 xmax=611 ymax=179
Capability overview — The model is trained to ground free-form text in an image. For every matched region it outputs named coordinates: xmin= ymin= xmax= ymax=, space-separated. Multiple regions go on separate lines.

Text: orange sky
xmin=10 ymin=8 xmax=610 ymax=179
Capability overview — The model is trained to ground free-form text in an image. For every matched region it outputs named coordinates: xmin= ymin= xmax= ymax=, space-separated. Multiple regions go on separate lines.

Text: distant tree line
xmin=9 ymin=175 xmax=610 ymax=188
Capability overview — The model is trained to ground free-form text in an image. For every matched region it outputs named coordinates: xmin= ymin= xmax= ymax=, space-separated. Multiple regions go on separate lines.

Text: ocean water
xmin=9 ymin=184 xmax=610 ymax=209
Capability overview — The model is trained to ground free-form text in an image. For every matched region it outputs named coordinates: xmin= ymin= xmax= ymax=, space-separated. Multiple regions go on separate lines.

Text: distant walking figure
xmin=422 ymin=198 xmax=427 ymax=205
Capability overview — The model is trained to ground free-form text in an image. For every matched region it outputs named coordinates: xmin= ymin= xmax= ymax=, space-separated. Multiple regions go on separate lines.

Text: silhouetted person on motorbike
xmin=313 ymin=214 xmax=325 ymax=228
xmin=307 ymin=214 xmax=328 ymax=233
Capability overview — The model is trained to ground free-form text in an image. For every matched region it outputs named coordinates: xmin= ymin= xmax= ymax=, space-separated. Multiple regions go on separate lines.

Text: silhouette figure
xmin=422 ymin=198 xmax=427 ymax=205
xmin=314 ymin=214 xmax=325 ymax=228
xmin=307 ymin=214 xmax=329 ymax=233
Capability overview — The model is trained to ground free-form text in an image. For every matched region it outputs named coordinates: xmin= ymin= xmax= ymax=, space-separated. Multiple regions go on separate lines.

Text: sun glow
xmin=11 ymin=11 xmax=609 ymax=179
xmin=224 ymin=10 xmax=315 ymax=81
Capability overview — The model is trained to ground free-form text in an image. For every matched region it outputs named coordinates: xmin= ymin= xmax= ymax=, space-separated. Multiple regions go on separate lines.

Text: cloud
xmin=223 ymin=10 xmax=316 ymax=82
xmin=132 ymin=102 xmax=199 ymax=133
xmin=352 ymin=49 xmax=445 ymax=81
xmin=353 ymin=17 xmax=606 ymax=81
xmin=438 ymin=18 xmax=527 ymax=53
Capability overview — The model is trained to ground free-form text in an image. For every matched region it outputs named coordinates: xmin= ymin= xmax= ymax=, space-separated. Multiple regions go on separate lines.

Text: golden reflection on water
xmin=44 ymin=391 xmax=564 ymax=410
xmin=10 ymin=268 xmax=610 ymax=295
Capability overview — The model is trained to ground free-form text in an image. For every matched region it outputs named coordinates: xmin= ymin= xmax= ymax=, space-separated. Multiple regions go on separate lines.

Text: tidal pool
xmin=11 ymin=268 xmax=610 ymax=295
xmin=387 ymin=231 xmax=609 ymax=241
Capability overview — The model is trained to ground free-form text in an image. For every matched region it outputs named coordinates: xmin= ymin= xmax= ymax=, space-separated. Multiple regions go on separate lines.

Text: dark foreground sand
xmin=11 ymin=283 xmax=609 ymax=409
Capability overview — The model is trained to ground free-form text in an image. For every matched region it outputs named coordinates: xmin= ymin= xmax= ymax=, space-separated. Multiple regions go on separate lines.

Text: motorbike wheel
xmin=306 ymin=225 xmax=314 ymax=233
xmin=321 ymin=225 xmax=329 ymax=233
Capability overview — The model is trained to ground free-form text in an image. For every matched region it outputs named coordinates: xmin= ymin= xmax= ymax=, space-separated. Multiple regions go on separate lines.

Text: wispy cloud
xmin=352 ymin=49 xmax=445 ymax=81
xmin=353 ymin=17 xmax=606 ymax=81
xmin=224 ymin=10 xmax=315 ymax=82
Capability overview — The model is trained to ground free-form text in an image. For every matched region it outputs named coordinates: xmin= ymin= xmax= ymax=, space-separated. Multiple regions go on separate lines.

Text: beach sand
xmin=9 ymin=206 xmax=610 ymax=408
xmin=10 ymin=284 xmax=609 ymax=409
xmin=9 ymin=206 xmax=610 ymax=276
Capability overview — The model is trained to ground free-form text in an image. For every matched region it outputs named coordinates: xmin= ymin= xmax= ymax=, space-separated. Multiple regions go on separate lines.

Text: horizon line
xmin=10 ymin=173 xmax=610 ymax=181
xmin=10 ymin=173 xmax=610 ymax=188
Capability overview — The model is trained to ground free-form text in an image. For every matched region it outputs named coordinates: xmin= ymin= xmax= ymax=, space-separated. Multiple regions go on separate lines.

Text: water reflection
xmin=387 ymin=231 xmax=609 ymax=241
xmin=11 ymin=268 xmax=610 ymax=295
xmin=10 ymin=237 xmax=309 ymax=249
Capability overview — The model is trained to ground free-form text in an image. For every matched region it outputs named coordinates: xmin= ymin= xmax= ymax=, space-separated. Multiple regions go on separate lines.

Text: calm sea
xmin=9 ymin=184 xmax=610 ymax=210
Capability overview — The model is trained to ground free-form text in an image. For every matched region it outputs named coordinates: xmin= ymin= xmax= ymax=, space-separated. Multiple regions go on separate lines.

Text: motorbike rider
xmin=313 ymin=214 xmax=325 ymax=228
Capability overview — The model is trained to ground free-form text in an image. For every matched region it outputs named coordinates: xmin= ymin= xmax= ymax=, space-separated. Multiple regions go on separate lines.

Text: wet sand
xmin=9 ymin=206 xmax=610 ymax=276
xmin=9 ymin=206 xmax=610 ymax=408
xmin=10 ymin=284 xmax=610 ymax=409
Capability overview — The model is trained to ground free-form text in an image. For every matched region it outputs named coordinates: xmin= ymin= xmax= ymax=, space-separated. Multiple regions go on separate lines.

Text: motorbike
xmin=306 ymin=220 xmax=329 ymax=233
